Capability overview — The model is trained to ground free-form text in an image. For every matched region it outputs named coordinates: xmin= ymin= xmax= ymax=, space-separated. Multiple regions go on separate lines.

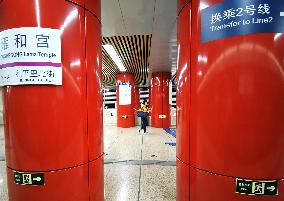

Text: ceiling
xmin=102 ymin=35 xmax=152 ymax=86
xmin=101 ymin=0 xmax=177 ymax=86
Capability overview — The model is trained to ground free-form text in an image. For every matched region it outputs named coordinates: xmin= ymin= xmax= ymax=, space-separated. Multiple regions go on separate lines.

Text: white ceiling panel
xmin=119 ymin=0 xmax=156 ymax=35
xmin=149 ymin=0 xmax=177 ymax=75
xmin=102 ymin=0 xmax=126 ymax=36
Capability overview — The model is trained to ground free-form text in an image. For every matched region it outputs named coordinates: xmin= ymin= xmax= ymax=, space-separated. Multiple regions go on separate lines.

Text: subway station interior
xmin=0 ymin=0 xmax=284 ymax=200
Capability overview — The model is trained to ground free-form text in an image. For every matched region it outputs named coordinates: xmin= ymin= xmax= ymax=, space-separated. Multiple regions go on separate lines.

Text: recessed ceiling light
xmin=103 ymin=44 xmax=126 ymax=72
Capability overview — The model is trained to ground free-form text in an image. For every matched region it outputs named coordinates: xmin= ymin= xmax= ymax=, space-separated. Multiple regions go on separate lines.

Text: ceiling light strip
xmin=109 ymin=36 xmax=127 ymax=72
xmin=102 ymin=44 xmax=126 ymax=72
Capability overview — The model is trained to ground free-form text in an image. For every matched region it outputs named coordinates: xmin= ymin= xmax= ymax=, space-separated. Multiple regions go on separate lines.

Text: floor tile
xmin=142 ymin=128 xmax=176 ymax=161
xmin=105 ymin=127 xmax=142 ymax=160
xmin=104 ymin=126 xmax=120 ymax=151
xmin=104 ymin=164 xmax=140 ymax=201
xmin=139 ymin=165 xmax=176 ymax=201
xmin=0 ymin=161 xmax=8 ymax=201
xmin=0 ymin=126 xmax=5 ymax=160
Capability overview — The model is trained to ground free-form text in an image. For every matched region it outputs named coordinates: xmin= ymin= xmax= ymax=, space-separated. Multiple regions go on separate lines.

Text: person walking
xmin=137 ymin=101 xmax=150 ymax=133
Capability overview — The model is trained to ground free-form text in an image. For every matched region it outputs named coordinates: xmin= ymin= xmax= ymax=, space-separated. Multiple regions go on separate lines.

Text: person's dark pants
xmin=141 ymin=117 xmax=148 ymax=133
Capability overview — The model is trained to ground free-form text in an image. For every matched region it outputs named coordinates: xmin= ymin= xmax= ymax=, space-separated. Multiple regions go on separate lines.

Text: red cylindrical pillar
xmin=176 ymin=1 xmax=191 ymax=200
xmin=116 ymin=73 xmax=135 ymax=128
xmin=151 ymin=72 xmax=171 ymax=128
xmin=148 ymin=85 xmax=152 ymax=109
xmin=178 ymin=0 xmax=284 ymax=200
xmin=1 ymin=1 xmax=103 ymax=201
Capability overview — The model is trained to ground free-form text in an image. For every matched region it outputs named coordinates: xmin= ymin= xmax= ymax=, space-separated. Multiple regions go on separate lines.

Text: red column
xmin=151 ymin=72 xmax=171 ymax=128
xmin=1 ymin=1 xmax=103 ymax=201
xmin=148 ymin=85 xmax=152 ymax=109
xmin=116 ymin=74 xmax=135 ymax=128
xmin=178 ymin=0 xmax=284 ymax=200
xmin=176 ymin=1 xmax=190 ymax=200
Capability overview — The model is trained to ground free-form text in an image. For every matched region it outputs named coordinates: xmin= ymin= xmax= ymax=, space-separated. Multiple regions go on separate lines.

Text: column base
xmin=189 ymin=166 xmax=284 ymax=201
xmin=177 ymin=158 xmax=189 ymax=201
xmin=7 ymin=156 xmax=104 ymax=201
xmin=117 ymin=114 xmax=135 ymax=128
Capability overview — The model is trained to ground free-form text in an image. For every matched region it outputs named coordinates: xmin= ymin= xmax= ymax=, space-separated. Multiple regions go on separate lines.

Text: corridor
xmin=0 ymin=126 xmax=176 ymax=201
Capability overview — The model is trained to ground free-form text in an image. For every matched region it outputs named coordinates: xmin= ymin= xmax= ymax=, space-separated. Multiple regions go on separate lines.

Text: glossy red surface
xmin=7 ymin=163 xmax=89 ymax=201
xmin=65 ymin=0 xmax=101 ymax=21
xmin=178 ymin=0 xmax=284 ymax=200
xmin=85 ymin=10 xmax=103 ymax=161
xmin=151 ymin=72 xmax=171 ymax=128
xmin=148 ymin=86 xmax=152 ymax=108
xmin=176 ymin=3 xmax=191 ymax=200
xmin=151 ymin=73 xmax=162 ymax=128
xmin=191 ymin=0 xmax=284 ymax=179
xmin=176 ymin=1 xmax=191 ymax=165
xmin=190 ymin=166 xmax=284 ymax=201
xmin=2 ymin=0 xmax=88 ymax=171
xmin=116 ymin=74 xmax=135 ymax=128
xmin=89 ymin=157 xmax=104 ymax=201
xmin=67 ymin=0 xmax=85 ymax=7
xmin=178 ymin=0 xmax=190 ymax=14
xmin=1 ymin=0 xmax=103 ymax=200
xmin=85 ymin=0 xmax=101 ymax=20
xmin=177 ymin=158 xmax=190 ymax=201
xmin=7 ymin=157 xmax=104 ymax=201
xmin=161 ymin=73 xmax=171 ymax=128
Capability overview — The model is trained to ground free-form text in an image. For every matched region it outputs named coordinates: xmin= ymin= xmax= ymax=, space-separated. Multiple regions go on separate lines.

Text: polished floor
xmin=0 ymin=125 xmax=176 ymax=201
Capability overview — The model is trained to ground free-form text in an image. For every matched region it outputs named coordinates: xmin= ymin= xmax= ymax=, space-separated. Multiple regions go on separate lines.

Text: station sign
xmin=201 ymin=0 xmax=284 ymax=42
xmin=0 ymin=27 xmax=62 ymax=86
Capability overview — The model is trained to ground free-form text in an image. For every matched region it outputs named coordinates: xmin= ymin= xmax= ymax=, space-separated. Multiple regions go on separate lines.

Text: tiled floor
xmin=0 ymin=125 xmax=176 ymax=201
xmin=104 ymin=126 xmax=176 ymax=201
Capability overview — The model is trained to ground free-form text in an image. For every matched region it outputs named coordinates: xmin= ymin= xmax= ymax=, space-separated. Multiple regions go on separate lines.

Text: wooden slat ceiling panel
xmin=171 ymin=73 xmax=177 ymax=86
xmin=102 ymin=35 xmax=152 ymax=86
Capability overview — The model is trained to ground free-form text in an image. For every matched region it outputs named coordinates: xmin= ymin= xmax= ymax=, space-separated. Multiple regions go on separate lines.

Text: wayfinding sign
xmin=119 ymin=82 xmax=132 ymax=105
xmin=201 ymin=0 xmax=284 ymax=42
xmin=0 ymin=27 xmax=62 ymax=86
xmin=14 ymin=171 xmax=45 ymax=186
xmin=236 ymin=179 xmax=278 ymax=196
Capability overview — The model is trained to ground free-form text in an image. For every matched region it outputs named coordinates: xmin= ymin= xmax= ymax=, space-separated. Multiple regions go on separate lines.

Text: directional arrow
xmin=32 ymin=177 xmax=42 ymax=182
xmin=267 ymin=186 xmax=276 ymax=191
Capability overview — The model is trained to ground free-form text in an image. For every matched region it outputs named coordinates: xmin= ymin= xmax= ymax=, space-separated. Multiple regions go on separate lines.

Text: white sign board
xmin=0 ymin=27 xmax=62 ymax=86
xmin=119 ymin=83 xmax=131 ymax=105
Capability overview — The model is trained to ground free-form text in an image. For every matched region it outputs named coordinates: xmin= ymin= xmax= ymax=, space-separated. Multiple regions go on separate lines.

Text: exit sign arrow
xmin=267 ymin=186 xmax=276 ymax=191
xmin=33 ymin=177 xmax=42 ymax=182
